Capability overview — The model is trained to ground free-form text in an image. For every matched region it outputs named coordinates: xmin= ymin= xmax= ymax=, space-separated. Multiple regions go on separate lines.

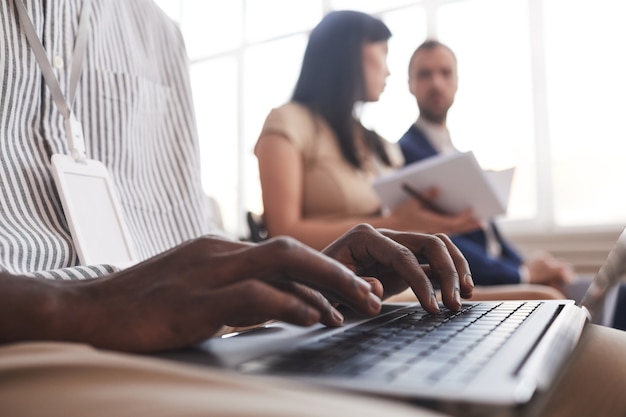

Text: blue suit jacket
xmin=398 ymin=124 xmax=524 ymax=285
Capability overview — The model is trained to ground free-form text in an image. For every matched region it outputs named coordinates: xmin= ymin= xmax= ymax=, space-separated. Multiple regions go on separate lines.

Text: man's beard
xmin=418 ymin=106 xmax=448 ymax=125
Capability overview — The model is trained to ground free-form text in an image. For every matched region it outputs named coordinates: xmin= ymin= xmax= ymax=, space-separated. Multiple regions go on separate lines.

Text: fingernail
xmin=368 ymin=293 xmax=382 ymax=310
xmin=464 ymin=273 xmax=474 ymax=289
xmin=454 ymin=287 xmax=462 ymax=306
xmin=332 ymin=308 xmax=344 ymax=324
xmin=430 ymin=292 xmax=440 ymax=312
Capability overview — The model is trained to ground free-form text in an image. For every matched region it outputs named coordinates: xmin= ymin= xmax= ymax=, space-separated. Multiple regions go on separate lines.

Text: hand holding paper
xmin=401 ymin=183 xmax=447 ymax=215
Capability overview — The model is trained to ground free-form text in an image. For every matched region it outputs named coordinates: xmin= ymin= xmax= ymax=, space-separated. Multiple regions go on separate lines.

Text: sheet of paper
xmin=485 ymin=168 xmax=516 ymax=208
xmin=373 ymin=151 xmax=514 ymax=220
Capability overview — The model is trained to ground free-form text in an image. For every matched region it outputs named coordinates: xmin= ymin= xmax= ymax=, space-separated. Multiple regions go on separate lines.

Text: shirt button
xmin=53 ymin=55 xmax=64 ymax=69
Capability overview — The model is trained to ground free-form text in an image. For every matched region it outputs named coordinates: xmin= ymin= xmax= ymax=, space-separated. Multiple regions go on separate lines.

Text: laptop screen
xmin=580 ymin=227 xmax=626 ymax=323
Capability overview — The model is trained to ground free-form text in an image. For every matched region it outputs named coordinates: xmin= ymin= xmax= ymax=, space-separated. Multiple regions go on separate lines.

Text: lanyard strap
xmin=14 ymin=0 xmax=92 ymax=163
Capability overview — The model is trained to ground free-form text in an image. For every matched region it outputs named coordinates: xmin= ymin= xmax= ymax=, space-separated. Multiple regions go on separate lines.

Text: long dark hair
xmin=292 ymin=10 xmax=392 ymax=169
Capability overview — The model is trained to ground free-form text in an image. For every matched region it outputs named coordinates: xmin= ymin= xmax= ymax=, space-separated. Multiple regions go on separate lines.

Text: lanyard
xmin=14 ymin=0 xmax=92 ymax=163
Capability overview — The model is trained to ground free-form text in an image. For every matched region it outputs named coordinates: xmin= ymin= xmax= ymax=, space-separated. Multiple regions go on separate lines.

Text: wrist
xmin=50 ymin=279 xmax=100 ymax=344
xmin=0 ymin=275 xmax=87 ymax=344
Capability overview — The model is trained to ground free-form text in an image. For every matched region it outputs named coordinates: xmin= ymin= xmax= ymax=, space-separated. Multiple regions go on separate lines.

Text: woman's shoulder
xmin=265 ymin=102 xmax=316 ymax=126
xmin=259 ymin=102 xmax=321 ymax=149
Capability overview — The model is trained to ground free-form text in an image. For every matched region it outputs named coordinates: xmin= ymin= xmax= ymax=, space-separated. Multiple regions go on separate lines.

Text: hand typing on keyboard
xmin=323 ymin=225 xmax=474 ymax=313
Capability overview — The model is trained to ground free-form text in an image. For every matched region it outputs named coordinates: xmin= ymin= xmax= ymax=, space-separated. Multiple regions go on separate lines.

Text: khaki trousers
xmin=1 ymin=324 xmax=626 ymax=417
xmin=0 ymin=341 xmax=445 ymax=417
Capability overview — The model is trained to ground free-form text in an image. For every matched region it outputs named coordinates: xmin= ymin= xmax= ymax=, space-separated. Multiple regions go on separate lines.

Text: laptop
xmin=159 ymin=227 xmax=626 ymax=415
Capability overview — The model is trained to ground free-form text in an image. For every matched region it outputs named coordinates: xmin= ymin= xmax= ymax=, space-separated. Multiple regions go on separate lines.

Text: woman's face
xmin=362 ymin=40 xmax=390 ymax=102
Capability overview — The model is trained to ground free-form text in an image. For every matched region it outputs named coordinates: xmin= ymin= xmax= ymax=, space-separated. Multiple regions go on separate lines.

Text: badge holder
xmin=50 ymin=117 xmax=139 ymax=269
xmin=51 ymin=155 xmax=138 ymax=268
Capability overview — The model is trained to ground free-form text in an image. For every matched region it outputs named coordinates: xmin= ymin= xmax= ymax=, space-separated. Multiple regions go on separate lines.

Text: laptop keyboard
xmin=240 ymin=301 xmax=542 ymax=385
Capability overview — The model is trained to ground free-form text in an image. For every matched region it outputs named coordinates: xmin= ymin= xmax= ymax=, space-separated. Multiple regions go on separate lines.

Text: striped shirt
xmin=0 ymin=0 xmax=220 ymax=279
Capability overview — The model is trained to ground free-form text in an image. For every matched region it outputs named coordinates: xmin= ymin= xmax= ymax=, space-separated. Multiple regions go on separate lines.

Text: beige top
xmin=255 ymin=102 xmax=403 ymax=220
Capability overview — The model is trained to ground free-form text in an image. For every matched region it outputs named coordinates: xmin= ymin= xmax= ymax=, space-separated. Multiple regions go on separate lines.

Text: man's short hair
xmin=408 ymin=39 xmax=457 ymax=76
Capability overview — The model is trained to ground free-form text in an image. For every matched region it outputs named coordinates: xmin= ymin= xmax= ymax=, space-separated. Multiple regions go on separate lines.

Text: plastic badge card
xmin=51 ymin=154 xmax=138 ymax=269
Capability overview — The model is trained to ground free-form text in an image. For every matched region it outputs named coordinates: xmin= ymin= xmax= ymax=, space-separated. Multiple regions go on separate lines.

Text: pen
xmin=401 ymin=183 xmax=448 ymax=215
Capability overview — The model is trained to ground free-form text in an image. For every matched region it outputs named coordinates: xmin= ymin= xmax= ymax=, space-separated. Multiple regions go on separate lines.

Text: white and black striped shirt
xmin=1 ymin=0 xmax=220 ymax=279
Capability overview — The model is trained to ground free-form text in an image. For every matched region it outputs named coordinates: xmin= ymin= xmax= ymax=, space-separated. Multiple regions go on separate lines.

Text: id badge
xmin=51 ymin=154 xmax=138 ymax=268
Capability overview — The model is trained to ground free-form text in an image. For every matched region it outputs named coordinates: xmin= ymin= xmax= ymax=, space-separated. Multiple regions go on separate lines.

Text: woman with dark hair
xmin=255 ymin=10 xmax=481 ymax=251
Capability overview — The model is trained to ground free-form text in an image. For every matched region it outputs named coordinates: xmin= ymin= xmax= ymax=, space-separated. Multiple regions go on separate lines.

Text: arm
xmin=0 ymin=236 xmax=369 ymax=352
xmin=256 ymin=133 xmax=481 ymax=251
xmin=0 ymin=226 xmax=473 ymax=353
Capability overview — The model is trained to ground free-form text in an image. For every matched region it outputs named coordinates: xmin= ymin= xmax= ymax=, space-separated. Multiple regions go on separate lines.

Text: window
xmin=190 ymin=58 xmax=239 ymax=233
xmin=360 ymin=5 xmax=428 ymax=142
xmin=245 ymin=0 xmax=322 ymax=42
xmin=543 ymin=0 xmax=626 ymax=227
xmin=155 ymin=0 xmax=626 ymax=237
xmin=242 ymin=35 xmax=309 ymax=215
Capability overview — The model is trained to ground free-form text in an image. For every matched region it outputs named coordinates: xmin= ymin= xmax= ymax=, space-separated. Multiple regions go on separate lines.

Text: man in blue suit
xmin=399 ymin=40 xmax=574 ymax=289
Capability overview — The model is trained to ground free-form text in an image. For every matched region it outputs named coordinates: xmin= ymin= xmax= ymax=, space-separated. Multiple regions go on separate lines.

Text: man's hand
xmin=52 ymin=235 xmax=378 ymax=352
xmin=323 ymin=224 xmax=474 ymax=312
xmin=525 ymin=252 xmax=575 ymax=291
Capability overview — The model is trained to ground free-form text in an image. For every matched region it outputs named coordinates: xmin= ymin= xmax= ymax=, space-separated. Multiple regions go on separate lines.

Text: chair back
xmin=246 ymin=211 xmax=268 ymax=242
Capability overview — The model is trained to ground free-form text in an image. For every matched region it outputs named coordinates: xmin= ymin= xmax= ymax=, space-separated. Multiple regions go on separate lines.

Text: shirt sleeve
xmin=27 ymin=264 xmax=118 ymax=280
